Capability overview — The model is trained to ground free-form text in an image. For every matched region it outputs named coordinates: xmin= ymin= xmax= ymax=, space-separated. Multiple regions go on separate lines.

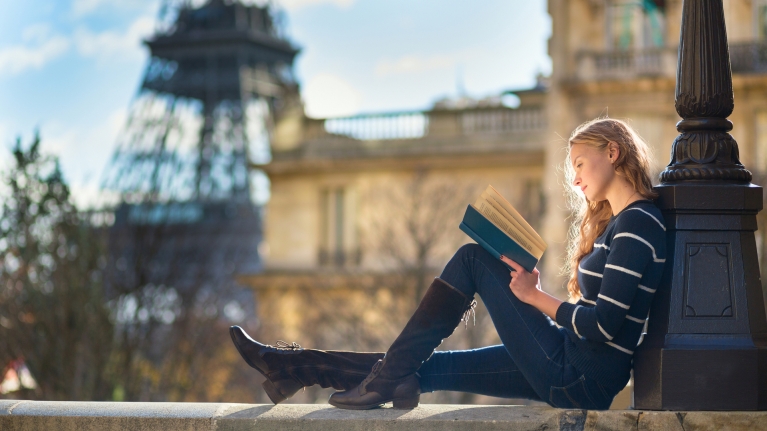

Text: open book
xmin=459 ymin=185 xmax=547 ymax=273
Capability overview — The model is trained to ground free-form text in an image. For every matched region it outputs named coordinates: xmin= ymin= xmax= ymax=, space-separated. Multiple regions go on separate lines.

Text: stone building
xmin=237 ymin=0 xmax=767 ymax=404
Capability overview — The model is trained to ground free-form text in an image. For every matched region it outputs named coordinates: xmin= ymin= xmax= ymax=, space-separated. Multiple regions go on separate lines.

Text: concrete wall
xmin=2 ymin=401 xmax=767 ymax=431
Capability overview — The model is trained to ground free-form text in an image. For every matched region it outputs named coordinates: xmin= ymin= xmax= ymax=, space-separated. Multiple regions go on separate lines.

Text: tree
xmin=0 ymin=134 xmax=113 ymax=400
xmin=360 ymin=170 xmax=478 ymax=305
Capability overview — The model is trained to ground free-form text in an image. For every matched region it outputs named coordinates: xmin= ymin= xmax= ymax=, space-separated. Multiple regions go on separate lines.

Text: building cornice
xmin=561 ymin=76 xmax=676 ymax=96
xmin=256 ymin=148 xmax=544 ymax=176
xmin=237 ymin=269 xmax=433 ymax=291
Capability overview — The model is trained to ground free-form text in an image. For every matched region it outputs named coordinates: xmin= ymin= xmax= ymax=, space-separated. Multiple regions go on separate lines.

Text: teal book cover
xmin=459 ymin=204 xmax=539 ymax=273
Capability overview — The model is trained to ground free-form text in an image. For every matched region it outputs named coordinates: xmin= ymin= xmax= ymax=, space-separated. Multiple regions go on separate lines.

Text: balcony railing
xmin=324 ymin=112 xmax=429 ymax=141
xmin=312 ymin=107 xmax=547 ymax=142
xmin=576 ymin=43 xmax=767 ymax=81
xmin=460 ymin=108 xmax=546 ymax=134
xmin=730 ymin=42 xmax=767 ymax=74
xmin=576 ymin=48 xmax=677 ymax=81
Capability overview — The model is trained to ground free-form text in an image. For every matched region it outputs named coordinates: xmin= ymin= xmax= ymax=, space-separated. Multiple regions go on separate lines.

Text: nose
xmin=572 ymin=176 xmax=581 ymax=187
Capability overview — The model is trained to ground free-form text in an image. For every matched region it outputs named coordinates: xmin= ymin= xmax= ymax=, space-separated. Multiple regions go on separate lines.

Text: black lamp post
xmin=632 ymin=0 xmax=767 ymax=410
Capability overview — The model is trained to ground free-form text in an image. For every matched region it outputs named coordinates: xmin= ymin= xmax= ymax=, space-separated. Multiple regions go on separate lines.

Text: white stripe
xmin=597 ymin=322 xmax=614 ymax=340
xmin=594 ymin=243 xmax=610 ymax=250
xmin=598 ymin=294 xmax=630 ymax=310
xmin=605 ymin=264 xmax=642 ymax=278
xmin=579 ymin=297 xmax=596 ymax=305
xmin=625 ymin=207 xmax=666 ymax=231
xmin=614 ymin=232 xmax=666 ymax=262
xmin=606 ymin=342 xmax=634 ymax=355
xmin=572 ymin=305 xmax=582 ymax=338
xmin=638 ymin=284 xmax=656 ymax=293
xmin=578 ymin=264 xmax=603 ymax=278
xmin=625 ymin=315 xmax=645 ymax=324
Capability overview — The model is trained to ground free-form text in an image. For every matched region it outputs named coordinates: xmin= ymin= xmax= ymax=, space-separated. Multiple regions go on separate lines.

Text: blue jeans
xmin=416 ymin=244 xmax=615 ymax=410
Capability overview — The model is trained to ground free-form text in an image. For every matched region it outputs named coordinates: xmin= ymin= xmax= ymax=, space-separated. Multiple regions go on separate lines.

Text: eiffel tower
xmin=101 ymin=0 xmax=299 ymax=320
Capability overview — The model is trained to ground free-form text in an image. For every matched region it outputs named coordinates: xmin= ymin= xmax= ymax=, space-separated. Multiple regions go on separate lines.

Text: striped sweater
xmin=555 ymin=200 xmax=666 ymax=392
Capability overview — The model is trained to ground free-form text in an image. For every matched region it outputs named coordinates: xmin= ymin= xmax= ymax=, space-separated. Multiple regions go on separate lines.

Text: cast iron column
xmin=632 ymin=0 xmax=767 ymax=410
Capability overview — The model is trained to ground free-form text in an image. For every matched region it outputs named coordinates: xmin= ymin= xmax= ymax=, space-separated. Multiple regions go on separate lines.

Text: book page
xmin=472 ymin=200 xmax=541 ymax=258
xmin=485 ymin=185 xmax=547 ymax=249
xmin=480 ymin=190 xmax=546 ymax=252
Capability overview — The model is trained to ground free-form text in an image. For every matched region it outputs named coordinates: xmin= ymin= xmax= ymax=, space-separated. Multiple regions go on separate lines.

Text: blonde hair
xmin=564 ymin=118 xmax=657 ymax=299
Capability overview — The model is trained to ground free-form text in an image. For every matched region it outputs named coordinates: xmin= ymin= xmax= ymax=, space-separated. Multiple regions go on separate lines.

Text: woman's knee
xmin=456 ymin=243 xmax=503 ymax=272
xmin=441 ymin=243 xmax=502 ymax=294
xmin=456 ymin=243 xmax=483 ymax=259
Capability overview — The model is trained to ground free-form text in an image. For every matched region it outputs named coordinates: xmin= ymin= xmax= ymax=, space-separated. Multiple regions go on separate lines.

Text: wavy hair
xmin=564 ymin=118 xmax=657 ymax=299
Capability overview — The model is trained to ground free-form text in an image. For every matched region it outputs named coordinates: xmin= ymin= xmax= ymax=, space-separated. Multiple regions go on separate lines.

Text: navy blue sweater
xmin=555 ymin=200 xmax=666 ymax=392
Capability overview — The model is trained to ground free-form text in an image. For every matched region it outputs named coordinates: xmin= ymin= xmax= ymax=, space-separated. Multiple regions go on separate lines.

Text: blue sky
xmin=0 ymin=0 xmax=551 ymax=206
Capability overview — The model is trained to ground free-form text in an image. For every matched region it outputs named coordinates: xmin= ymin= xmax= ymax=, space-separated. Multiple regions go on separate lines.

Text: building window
xmin=606 ymin=0 xmax=665 ymax=50
xmin=755 ymin=0 xmax=767 ymax=41
xmin=319 ymin=187 xmax=359 ymax=267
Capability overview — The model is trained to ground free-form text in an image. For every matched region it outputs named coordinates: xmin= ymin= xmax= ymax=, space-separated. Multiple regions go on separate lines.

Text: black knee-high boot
xmin=230 ymin=326 xmax=384 ymax=404
xmin=328 ymin=278 xmax=476 ymax=410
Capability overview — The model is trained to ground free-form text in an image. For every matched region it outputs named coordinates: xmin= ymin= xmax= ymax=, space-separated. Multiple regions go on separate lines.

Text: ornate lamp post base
xmin=633 ymin=184 xmax=767 ymax=410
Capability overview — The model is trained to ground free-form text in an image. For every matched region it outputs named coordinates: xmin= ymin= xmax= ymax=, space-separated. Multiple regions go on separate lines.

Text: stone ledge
xmin=1 ymin=400 xmax=766 ymax=431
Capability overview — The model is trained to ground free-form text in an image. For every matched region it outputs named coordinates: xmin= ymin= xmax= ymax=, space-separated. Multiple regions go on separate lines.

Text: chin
xmin=585 ymin=189 xmax=606 ymax=203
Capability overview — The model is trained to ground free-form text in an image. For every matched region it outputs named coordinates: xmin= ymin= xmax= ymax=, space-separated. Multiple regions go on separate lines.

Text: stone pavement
xmin=1 ymin=400 xmax=766 ymax=430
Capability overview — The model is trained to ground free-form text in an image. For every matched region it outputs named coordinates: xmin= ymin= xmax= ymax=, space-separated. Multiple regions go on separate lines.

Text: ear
xmin=607 ymin=141 xmax=621 ymax=163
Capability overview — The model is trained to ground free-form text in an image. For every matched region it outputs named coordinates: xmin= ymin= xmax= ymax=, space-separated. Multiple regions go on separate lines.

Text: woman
xmin=230 ymin=117 xmax=666 ymax=410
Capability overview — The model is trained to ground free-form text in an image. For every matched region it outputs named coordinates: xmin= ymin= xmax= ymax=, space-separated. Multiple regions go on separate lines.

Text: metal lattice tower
xmin=104 ymin=0 xmax=299 ymax=204
xmin=100 ymin=0 xmax=301 ymax=323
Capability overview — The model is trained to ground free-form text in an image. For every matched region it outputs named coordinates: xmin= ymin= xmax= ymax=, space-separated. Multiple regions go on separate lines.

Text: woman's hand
xmin=500 ymin=255 xmax=563 ymax=320
xmin=500 ymin=255 xmax=541 ymax=305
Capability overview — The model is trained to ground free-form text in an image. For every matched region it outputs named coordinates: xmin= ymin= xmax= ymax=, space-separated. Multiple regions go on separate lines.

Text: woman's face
xmin=569 ymin=143 xmax=616 ymax=202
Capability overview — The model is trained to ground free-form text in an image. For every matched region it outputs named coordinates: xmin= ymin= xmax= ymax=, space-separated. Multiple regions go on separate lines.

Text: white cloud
xmin=22 ymin=23 xmax=54 ymax=43
xmin=275 ymin=0 xmax=355 ymax=11
xmin=69 ymin=182 xmax=107 ymax=209
xmin=73 ymin=16 xmax=155 ymax=63
xmin=376 ymin=55 xmax=454 ymax=77
xmin=71 ymin=0 xmax=157 ymax=18
xmin=302 ymin=73 xmax=361 ymax=118
xmin=42 ymin=108 xmax=128 ymax=209
xmin=72 ymin=0 xmax=342 ymax=17
xmin=0 ymin=122 xmax=11 ymax=173
xmin=375 ymin=53 xmax=468 ymax=77
xmin=0 ymin=13 xmax=154 ymax=76
xmin=0 ymin=31 xmax=70 ymax=76
xmin=72 ymin=0 xmax=106 ymax=17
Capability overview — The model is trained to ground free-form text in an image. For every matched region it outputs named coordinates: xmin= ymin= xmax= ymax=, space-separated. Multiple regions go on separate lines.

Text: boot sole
xmin=261 ymin=379 xmax=287 ymax=404
xmin=328 ymin=395 xmax=420 ymax=410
